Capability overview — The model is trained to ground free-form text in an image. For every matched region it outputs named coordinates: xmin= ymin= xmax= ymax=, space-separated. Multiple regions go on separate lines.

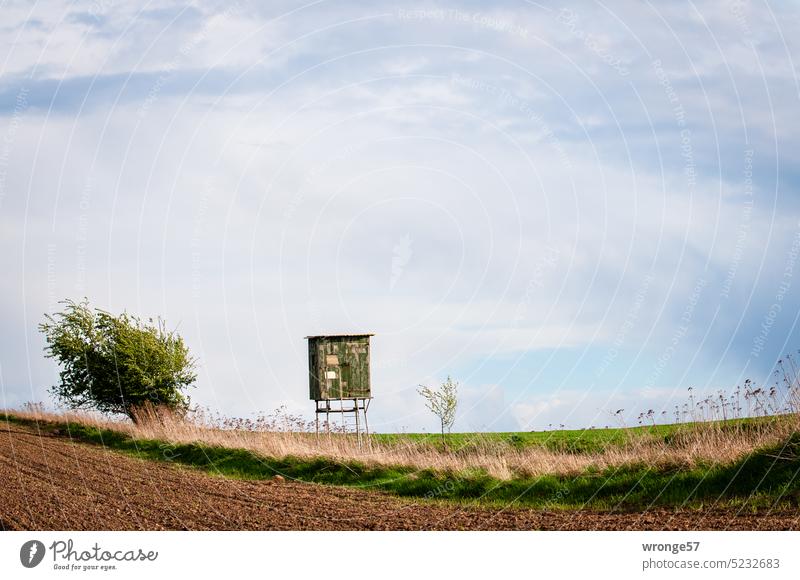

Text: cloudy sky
xmin=1 ymin=0 xmax=799 ymax=433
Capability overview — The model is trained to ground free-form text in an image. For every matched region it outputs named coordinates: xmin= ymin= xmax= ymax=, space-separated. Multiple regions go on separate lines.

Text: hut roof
xmin=304 ymin=333 xmax=374 ymax=339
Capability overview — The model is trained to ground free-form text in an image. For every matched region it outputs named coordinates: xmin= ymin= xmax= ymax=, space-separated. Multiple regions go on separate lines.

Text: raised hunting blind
xmin=306 ymin=334 xmax=373 ymax=441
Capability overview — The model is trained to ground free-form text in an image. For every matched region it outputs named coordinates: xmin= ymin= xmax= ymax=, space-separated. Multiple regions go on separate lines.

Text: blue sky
xmin=1 ymin=0 xmax=799 ymax=432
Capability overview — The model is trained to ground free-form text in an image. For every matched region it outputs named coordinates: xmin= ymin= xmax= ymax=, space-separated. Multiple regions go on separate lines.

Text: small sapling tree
xmin=39 ymin=299 xmax=197 ymax=422
xmin=417 ymin=376 xmax=459 ymax=448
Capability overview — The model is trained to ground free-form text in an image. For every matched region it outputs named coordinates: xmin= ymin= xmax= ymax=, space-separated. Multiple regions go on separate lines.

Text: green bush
xmin=39 ymin=299 xmax=196 ymax=421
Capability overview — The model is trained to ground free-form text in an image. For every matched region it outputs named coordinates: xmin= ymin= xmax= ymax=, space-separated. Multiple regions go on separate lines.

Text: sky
xmin=1 ymin=0 xmax=799 ymax=433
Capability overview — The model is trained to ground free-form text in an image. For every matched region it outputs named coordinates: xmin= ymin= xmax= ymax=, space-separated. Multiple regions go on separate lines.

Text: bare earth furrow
xmin=2 ymin=422 xmax=798 ymax=531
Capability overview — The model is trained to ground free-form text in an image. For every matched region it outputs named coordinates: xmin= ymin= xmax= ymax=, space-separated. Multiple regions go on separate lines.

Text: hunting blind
xmin=306 ymin=334 xmax=373 ymax=441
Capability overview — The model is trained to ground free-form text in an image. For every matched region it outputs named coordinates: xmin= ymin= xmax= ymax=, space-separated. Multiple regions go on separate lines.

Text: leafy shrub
xmin=39 ymin=299 xmax=196 ymax=421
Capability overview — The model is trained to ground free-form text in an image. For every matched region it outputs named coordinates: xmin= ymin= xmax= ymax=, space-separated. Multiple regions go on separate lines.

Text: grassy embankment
xmin=4 ymin=411 xmax=800 ymax=510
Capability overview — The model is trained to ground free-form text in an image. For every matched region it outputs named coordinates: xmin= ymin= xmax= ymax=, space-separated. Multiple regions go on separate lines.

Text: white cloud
xmin=1 ymin=0 xmax=798 ymax=431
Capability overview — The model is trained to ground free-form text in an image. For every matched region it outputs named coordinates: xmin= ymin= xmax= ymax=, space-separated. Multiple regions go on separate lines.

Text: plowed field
xmin=1 ymin=421 xmax=797 ymax=530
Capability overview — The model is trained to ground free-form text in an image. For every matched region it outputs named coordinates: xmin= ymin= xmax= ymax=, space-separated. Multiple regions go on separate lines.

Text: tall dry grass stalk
xmin=7 ymin=402 xmax=800 ymax=480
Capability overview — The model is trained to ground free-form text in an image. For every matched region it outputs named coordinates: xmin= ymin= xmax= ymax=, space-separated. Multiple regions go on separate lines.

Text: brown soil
xmin=1 ymin=421 xmax=798 ymax=530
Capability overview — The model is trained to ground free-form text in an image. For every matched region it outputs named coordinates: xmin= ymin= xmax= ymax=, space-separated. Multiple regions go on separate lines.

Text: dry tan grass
xmin=6 ymin=403 xmax=799 ymax=480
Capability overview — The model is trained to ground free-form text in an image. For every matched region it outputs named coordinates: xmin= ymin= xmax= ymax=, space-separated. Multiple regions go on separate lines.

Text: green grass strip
xmin=4 ymin=413 xmax=799 ymax=510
